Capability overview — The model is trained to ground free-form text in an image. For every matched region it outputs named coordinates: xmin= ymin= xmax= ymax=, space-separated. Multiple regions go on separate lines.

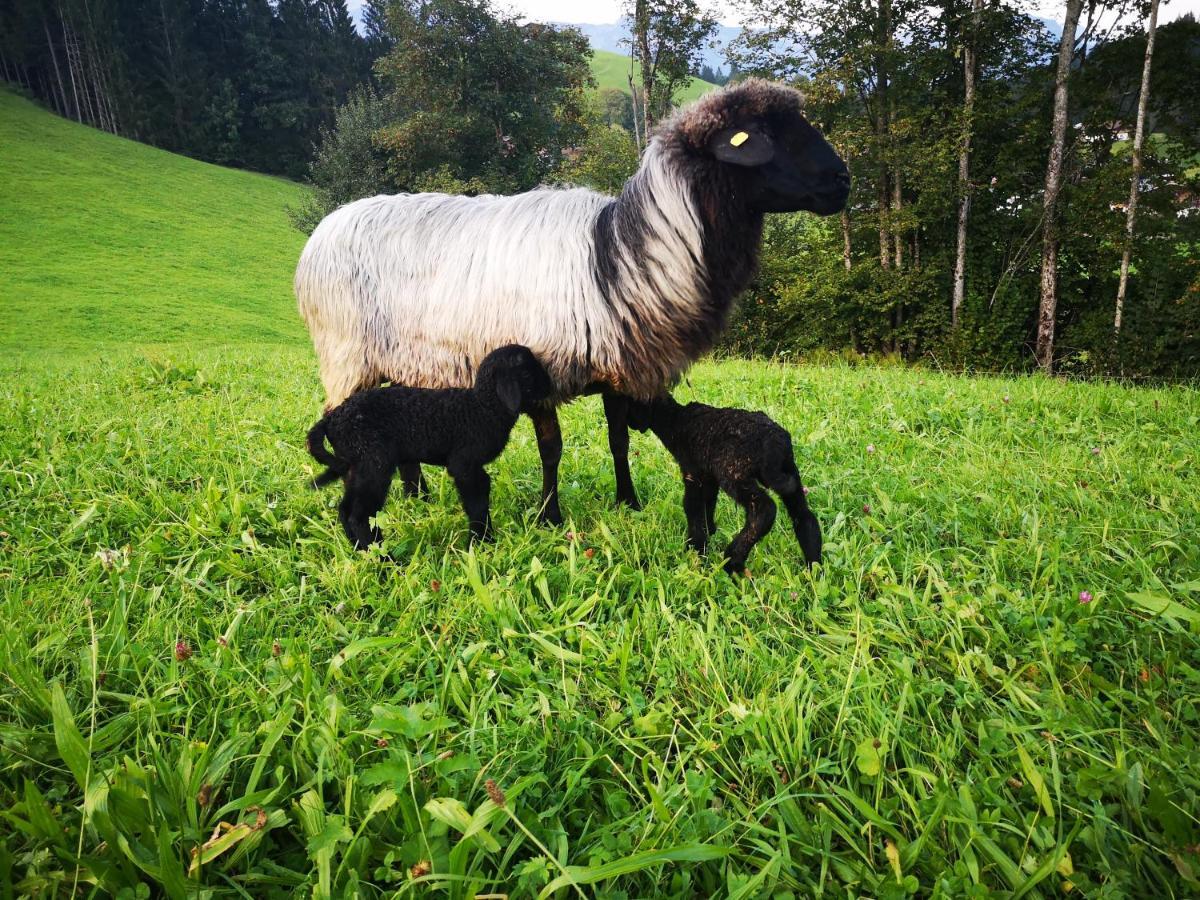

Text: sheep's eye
xmin=730 ymin=131 xmax=750 ymax=147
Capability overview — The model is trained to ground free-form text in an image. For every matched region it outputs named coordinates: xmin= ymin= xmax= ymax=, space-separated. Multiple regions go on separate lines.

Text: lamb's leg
xmin=528 ymin=407 xmax=564 ymax=526
xmin=449 ymin=463 xmax=492 ymax=542
xmin=398 ymin=463 xmax=429 ymax=498
xmin=682 ymin=477 xmax=710 ymax=554
xmin=723 ymin=483 xmax=776 ymax=576
xmin=603 ymin=393 xmax=641 ymax=511
xmin=702 ymin=479 xmax=719 ymax=536
xmin=771 ymin=463 xmax=822 ymax=568
xmin=340 ymin=467 xmax=390 ymax=550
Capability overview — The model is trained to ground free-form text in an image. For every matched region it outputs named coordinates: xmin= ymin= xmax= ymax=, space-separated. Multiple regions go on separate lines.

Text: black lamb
xmin=307 ymin=344 xmax=553 ymax=549
xmin=627 ymin=394 xmax=822 ymax=575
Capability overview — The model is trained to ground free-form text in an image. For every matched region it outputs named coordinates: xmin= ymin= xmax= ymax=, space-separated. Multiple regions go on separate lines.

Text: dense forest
xmin=0 ymin=0 xmax=372 ymax=177
xmin=2 ymin=0 xmax=1196 ymax=374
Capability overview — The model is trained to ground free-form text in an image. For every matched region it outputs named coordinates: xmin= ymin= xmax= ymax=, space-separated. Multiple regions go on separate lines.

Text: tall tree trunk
xmin=42 ymin=14 xmax=70 ymax=117
xmin=1113 ymin=0 xmax=1159 ymax=342
xmin=878 ymin=179 xmax=891 ymax=269
xmin=842 ymin=207 xmax=853 ymax=271
xmin=952 ymin=0 xmax=983 ymax=329
xmin=892 ymin=167 xmax=903 ymax=270
xmin=634 ymin=0 xmax=655 ymax=142
xmin=1035 ymin=0 xmax=1083 ymax=372
xmin=58 ymin=7 xmax=82 ymax=121
xmin=876 ymin=0 xmax=893 ymax=271
xmin=81 ymin=0 xmax=118 ymax=133
xmin=627 ymin=73 xmax=642 ymax=150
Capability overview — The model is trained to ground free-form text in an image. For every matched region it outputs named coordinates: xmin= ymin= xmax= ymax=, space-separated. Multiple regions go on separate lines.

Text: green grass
xmin=0 ymin=88 xmax=308 ymax=356
xmin=590 ymin=49 xmax=717 ymax=103
xmin=3 ymin=89 xmax=1200 ymax=898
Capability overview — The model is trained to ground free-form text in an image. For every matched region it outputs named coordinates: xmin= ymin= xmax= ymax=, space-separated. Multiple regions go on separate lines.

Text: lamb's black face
xmin=479 ymin=344 xmax=554 ymax=413
xmin=709 ymin=112 xmax=850 ymax=216
xmin=625 ymin=400 xmax=653 ymax=432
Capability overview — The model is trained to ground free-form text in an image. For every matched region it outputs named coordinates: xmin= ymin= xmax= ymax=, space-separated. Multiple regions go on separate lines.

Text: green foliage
xmin=0 ymin=88 xmax=308 ymax=357
xmin=373 ymin=0 xmax=592 ymax=195
xmin=557 ymin=105 xmax=640 ymax=195
xmin=730 ymin=5 xmax=1200 ymax=375
xmin=598 ymin=86 xmax=636 ymax=131
xmin=625 ymin=0 xmax=720 ymax=126
xmin=290 ymin=87 xmax=397 ymax=233
xmin=297 ymin=0 xmax=595 ymax=226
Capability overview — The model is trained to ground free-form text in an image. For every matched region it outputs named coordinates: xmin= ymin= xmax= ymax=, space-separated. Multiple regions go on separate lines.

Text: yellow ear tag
xmin=730 ymin=131 xmax=750 ymax=147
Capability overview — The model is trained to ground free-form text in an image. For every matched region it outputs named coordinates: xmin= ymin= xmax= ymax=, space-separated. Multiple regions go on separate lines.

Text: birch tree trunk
xmin=635 ymin=0 xmax=655 ymax=143
xmin=952 ymin=0 xmax=983 ymax=329
xmin=1035 ymin=0 xmax=1083 ymax=372
xmin=892 ymin=168 xmax=903 ymax=270
xmin=1113 ymin=0 xmax=1159 ymax=341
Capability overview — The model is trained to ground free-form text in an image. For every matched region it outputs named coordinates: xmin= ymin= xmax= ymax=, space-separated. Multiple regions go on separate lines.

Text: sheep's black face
xmin=708 ymin=114 xmax=850 ymax=216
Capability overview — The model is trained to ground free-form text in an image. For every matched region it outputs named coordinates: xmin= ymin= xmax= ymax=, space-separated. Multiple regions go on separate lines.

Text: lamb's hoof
xmin=617 ymin=494 xmax=643 ymax=512
xmin=538 ymin=507 xmax=564 ymax=527
xmin=723 ymin=559 xmax=748 ymax=577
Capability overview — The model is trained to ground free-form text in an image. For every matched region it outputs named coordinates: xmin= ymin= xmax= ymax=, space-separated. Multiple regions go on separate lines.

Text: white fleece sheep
xmin=295 ymin=78 xmax=850 ymax=520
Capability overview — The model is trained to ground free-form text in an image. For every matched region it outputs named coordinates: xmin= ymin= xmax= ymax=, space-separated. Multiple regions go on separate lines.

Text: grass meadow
xmin=2 ymin=86 xmax=1200 ymax=898
xmin=589 ymin=50 xmax=716 ymax=104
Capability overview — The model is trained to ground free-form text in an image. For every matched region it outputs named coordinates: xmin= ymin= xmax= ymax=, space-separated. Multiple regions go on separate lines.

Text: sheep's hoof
xmin=616 ymin=494 xmax=642 ymax=512
xmin=538 ymin=506 xmax=564 ymax=527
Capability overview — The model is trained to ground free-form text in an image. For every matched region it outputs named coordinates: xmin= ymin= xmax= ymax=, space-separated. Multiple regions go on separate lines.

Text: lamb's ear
xmin=496 ymin=374 xmax=523 ymax=415
xmin=709 ymin=125 xmax=775 ymax=167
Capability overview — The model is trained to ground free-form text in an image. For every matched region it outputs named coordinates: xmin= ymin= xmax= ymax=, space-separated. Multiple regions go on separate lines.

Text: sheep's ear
xmin=496 ymin=375 xmax=522 ymax=415
xmin=709 ymin=125 xmax=775 ymax=167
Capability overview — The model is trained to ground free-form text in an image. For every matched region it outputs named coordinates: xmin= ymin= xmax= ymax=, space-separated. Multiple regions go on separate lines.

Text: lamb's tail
xmin=306 ymin=418 xmax=345 ymax=488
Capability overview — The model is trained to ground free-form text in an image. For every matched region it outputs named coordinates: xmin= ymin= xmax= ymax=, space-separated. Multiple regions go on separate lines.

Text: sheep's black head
xmin=663 ymin=79 xmax=850 ymax=217
xmin=475 ymin=344 xmax=554 ymax=414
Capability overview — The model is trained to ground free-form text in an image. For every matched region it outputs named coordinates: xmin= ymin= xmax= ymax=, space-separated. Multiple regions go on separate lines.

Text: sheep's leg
xmin=339 ymin=468 xmax=389 ymax=550
xmin=603 ymin=393 xmax=641 ymax=511
xmin=723 ymin=483 xmax=776 ymax=576
xmin=682 ymin=477 xmax=709 ymax=555
xmin=449 ymin=464 xmax=492 ymax=542
xmin=702 ymin=479 xmax=719 ymax=536
xmin=771 ymin=463 xmax=822 ymax=568
xmin=528 ymin=408 xmax=564 ymax=526
xmin=399 ymin=463 xmax=429 ymax=499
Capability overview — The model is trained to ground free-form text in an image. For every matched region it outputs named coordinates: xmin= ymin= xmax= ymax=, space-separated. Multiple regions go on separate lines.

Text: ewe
xmin=295 ymin=79 xmax=849 ymax=523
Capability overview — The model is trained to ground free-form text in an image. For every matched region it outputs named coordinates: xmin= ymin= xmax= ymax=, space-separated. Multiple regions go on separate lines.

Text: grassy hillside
xmin=1 ymin=92 xmax=1199 ymax=897
xmin=0 ymin=88 xmax=308 ymax=356
xmin=591 ymin=49 xmax=717 ymax=103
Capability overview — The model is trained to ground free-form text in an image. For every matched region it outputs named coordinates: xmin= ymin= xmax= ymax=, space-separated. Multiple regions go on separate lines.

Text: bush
xmin=289 ymin=88 xmax=396 ymax=232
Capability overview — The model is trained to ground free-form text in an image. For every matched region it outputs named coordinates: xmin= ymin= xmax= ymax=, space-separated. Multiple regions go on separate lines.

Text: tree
xmin=624 ymin=0 xmax=717 ymax=148
xmin=290 ymin=87 xmax=396 ymax=232
xmin=598 ymin=86 xmax=635 ymax=131
xmin=1035 ymin=0 xmax=1084 ymax=372
xmin=371 ymin=1 xmax=591 ymax=195
xmin=951 ymin=0 xmax=983 ymax=329
xmin=558 ymin=113 xmax=640 ymax=195
xmin=1112 ymin=0 xmax=1160 ymax=343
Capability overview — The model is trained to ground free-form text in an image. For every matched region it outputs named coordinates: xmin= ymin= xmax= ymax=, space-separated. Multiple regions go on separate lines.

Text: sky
xmin=499 ymin=0 xmax=1198 ymax=26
